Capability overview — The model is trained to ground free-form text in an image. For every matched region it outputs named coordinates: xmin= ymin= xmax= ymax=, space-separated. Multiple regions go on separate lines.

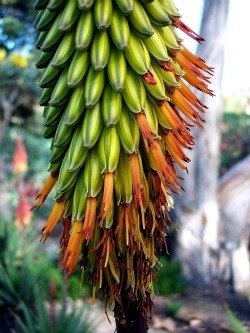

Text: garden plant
xmin=33 ymin=0 xmax=212 ymax=331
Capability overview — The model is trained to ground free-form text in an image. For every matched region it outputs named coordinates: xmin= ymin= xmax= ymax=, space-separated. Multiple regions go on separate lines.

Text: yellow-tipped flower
xmin=34 ymin=0 xmax=213 ymax=326
xmin=33 ymin=172 xmax=58 ymax=209
xmin=41 ymin=201 xmax=65 ymax=242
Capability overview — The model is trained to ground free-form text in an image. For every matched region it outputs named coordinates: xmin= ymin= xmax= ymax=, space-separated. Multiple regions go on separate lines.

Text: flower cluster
xmin=34 ymin=0 xmax=213 ymax=324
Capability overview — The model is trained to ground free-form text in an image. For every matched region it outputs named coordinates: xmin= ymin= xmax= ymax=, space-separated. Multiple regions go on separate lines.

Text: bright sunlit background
xmin=176 ymin=0 xmax=250 ymax=96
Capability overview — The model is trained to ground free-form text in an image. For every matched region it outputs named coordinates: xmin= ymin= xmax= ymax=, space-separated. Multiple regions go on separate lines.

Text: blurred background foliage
xmin=0 ymin=1 xmax=249 ymax=332
xmin=220 ymin=112 xmax=250 ymax=175
xmin=0 ymin=0 xmax=35 ymax=52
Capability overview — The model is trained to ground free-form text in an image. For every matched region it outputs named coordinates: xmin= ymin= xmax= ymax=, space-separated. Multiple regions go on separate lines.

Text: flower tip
xmin=40 ymin=201 xmax=65 ymax=241
xmin=32 ymin=194 xmax=45 ymax=209
xmin=160 ymin=61 xmax=174 ymax=73
xmin=143 ymin=72 xmax=157 ymax=85
xmin=83 ymin=197 xmax=97 ymax=241
xmin=197 ymin=37 xmax=205 ymax=44
xmin=137 ymin=112 xmax=157 ymax=150
xmin=40 ymin=230 xmax=49 ymax=243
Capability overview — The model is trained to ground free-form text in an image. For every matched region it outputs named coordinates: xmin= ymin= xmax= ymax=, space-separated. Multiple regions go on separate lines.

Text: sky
xmin=174 ymin=0 xmax=250 ymax=96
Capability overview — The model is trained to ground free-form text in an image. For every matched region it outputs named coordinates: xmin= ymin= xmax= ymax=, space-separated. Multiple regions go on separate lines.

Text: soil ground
xmin=92 ymin=286 xmax=250 ymax=333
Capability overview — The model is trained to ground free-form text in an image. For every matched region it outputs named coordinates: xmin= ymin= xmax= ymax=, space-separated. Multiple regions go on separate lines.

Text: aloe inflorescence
xmin=34 ymin=0 xmax=213 ymax=326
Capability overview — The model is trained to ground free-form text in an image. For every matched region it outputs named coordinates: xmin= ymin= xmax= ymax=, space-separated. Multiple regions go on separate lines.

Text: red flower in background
xmin=12 ymin=137 xmax=28 ymax=176
xmin=15 ymin=189 xmax=32 ymax=230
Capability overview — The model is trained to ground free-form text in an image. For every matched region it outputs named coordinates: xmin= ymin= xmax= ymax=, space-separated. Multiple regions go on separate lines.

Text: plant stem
xmin=115 ymin=291 xmax=148 ymax=333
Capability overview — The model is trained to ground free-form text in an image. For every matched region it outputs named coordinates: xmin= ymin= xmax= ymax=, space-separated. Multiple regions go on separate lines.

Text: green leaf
xmin=225 ymin=305 xmax=247 ymax=333
xmin=34 ymin=287 xmax=51 ymax=333
xmin=20 ymin=302 xmax=37 ymax=333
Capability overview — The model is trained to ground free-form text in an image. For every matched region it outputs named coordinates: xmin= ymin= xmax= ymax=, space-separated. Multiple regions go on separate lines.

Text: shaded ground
xmin=92 ymin=287 xmax=250 ymax=333
xmin=152 ymin=287 xmax=250 ymax=332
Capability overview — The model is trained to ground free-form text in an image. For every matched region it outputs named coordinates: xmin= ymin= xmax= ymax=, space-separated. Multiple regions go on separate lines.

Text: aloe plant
xmin=15 ymin=288 xmax=96 ymax=333
xmin=0 ymin=223 xmax=57 ymax=331
xmin=0 ymin=224 xmax=39 ymax=308
xmin=225 ymin=305 xmax=248 ymax=333
xmin=33 ymin=0 xmax=213 ymax=330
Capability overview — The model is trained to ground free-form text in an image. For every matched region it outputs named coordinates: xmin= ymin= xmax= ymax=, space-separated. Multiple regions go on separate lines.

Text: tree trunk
xmin=218 ymin=156 xmax=250 ymax=293
xmin=175 ymin=0 xmax=230 ymax=285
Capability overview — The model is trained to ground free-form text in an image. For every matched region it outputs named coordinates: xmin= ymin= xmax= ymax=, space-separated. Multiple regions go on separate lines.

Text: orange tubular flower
xmin=100 ymin=172 xmax=114 ymax=224
xmin=175 ymin=52 xmax=207 ymax=79
xmin=59 ymin=217 xmax=71 ymax=260
xmin=129 ymin=153 xmax=145 ymax=228
xmin=137 ymin=112 xmax=157 ymax=150
xmin=183 ymin=70 xmax=213 ymax=95
xmin=169 ymin=89 xmax=203 ymax=126
xmin=163 ymin=132 xmax=190 ymax=171
xmin=62 ymin=219 xmax=83 ymax=277
xmin=160 ymin=101 xmax=189 ymax=134
xmin=129 ymin=153 xmax=143 ymax=206
xmin=149 ymin=140 xmax=180 ymax=193
xmin=179 ymin=79 xmax=207 ymax=111
xmin=33 ymin=172 xmax=58 ymax=209
xmin=83 ymin=197 xmax=97 ymax=241
xmin=41 ymin=201 xmax=64 ymax=242
xmin=181 ymin=46 xmax=214 ymax=74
